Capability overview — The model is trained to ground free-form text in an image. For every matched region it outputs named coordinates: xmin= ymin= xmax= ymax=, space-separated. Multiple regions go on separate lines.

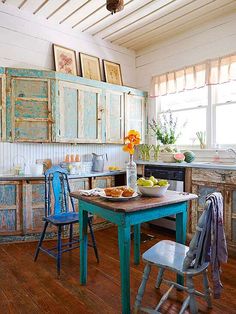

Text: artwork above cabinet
xmin=2 ymin=67 xmax=147 ymax=144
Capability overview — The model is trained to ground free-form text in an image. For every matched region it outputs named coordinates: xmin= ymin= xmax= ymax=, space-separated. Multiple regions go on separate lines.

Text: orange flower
xmin=123 ymin=143 xmax=135 ymax=155
xmin=123 ymin=130 xmax=141 ymax=155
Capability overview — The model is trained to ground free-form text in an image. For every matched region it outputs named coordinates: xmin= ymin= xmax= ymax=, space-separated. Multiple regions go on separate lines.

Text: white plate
xmin=100 ymin=192 xmax=139 ymax=201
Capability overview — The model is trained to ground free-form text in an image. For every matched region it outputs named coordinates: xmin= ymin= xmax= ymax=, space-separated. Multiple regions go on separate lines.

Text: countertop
xmin=136 ymin=160 xmax=236 ymax=171
xmin=0 ymin=170 xmax=125 ymax=181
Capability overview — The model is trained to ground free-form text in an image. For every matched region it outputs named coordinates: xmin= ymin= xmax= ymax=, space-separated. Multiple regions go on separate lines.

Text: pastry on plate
xmin=104 ymin=187 xmax=114 ymax=196
xmin=122 ymin=187 xmax=134 ymax=197
xmin=110 ymin=188 xmax=123 ymax=198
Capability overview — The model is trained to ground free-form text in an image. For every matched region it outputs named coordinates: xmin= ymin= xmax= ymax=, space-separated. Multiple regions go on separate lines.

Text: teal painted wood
xmin=0 ymin=184 xmax=16 ymax=205
xmin=0 ymin=209 xmax=16 ymax=231
xmin=32 ymin=183 xmax=45 ymax=203
xmin=0 ymin=184 xmax=17 ymax=232
xmin=79 ymin=208 xmax=88 ymax=284
xmin=118 ymin=225 xmax=131 ymax=314
xmin=5 ymin=68 xmax=147 ymax=96
xmin=77 ymin=198 xmax=189 ymax=314
xmin=0 ymin=67 xmax=5 ymax=75
xmin=6 ymin=77 xmax=12 ymax=141
xmin=83 ymin=90 xmax=98 ymax=140
xmin=176 ymin=207 xmax=188 ymax=285
xmin=134 ymin=224 xmax=141 ymax=265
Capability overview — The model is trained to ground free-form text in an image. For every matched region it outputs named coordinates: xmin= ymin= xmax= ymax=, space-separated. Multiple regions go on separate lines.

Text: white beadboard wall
xmin=136 ymin=11 xmax=236 ymax=92
xmin=0 ymin=4 xmax=135 ymax=173
xmin=0 ymin=142 xmax=128 ymax=174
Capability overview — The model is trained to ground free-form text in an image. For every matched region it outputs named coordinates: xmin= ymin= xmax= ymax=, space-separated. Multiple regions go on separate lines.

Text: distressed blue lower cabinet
xmin=125 ymin=94 xmax=146 ymax=142
xmin=6 ymin=76 xmax=52 ymax=142
xmin=0 ymin=181 xmax=22 ymax=234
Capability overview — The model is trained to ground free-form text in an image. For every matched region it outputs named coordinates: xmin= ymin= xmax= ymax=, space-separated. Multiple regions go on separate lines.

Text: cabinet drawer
xmin=192 ymin=168 xmax=236 ymax=184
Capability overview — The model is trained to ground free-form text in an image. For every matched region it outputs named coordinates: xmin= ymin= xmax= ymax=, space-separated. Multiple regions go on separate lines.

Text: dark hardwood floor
xmin=0 ymin=226 xmax=235 ymax=314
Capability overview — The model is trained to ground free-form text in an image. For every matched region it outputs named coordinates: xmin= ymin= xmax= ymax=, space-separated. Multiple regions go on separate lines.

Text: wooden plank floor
xmin=0 ymin=226 xmax=235 ymax=314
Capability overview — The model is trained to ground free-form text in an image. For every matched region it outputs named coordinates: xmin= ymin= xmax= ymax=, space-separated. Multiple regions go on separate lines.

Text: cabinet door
xmin=10 ymin=78 xmax=52 ymax=142
xmin=0 ymin=181 xmax=22 ymax=234
xmin=191 ymin=182 xmax=224 ymax=234
xmin=0 ymin=75 xmax=6 ymax=140
xmin=225 ymin=186 xmax=236 ymax=244
xmin=105 ymin=90 xmax=124 ymax=143
xmin=125 ymin=94 xmax=146 ymax=142
xmin=57 ymin=81 xmax=79 ymax=142
xmin=78 ymin=85 xmax=102 ymax=143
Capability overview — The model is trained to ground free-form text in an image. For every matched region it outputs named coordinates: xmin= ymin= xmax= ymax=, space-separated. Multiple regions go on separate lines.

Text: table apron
xmin=78 ymin=200 xmax=188 ymax=227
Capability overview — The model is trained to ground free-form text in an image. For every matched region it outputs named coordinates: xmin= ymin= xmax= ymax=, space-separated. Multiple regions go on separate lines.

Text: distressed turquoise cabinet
xmin=105 ymin=90 xmax=124 ymax=144
xmin=6 ymin=76 xmax=53 ymax=142
xmin=3 ymin=68 xmax=147 ymax=143
xmin=125 ymin=94 xmax=146 ymax=142
xmin=56 ymin=81 xmax=102 ymax=143
xmin=0 ymin=181 xmax=22 ymax=235
xmin=0 ymin=70 xmax=6 ymax=140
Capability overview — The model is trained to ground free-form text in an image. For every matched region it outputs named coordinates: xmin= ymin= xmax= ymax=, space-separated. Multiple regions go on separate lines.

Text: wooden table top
xmin=70 ymin=190 xmax=197 ymax=213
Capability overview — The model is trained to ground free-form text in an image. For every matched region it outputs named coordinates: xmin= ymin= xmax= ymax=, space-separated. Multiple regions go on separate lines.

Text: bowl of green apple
xmin=137 ymin=176 xmax=170 ymax=197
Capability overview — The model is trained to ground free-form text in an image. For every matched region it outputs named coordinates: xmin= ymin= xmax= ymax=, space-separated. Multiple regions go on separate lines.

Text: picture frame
xmin=103 ymin=60 xmax=123 ymax=85
xmin=53 ymin=44 xmax=77 ymax=76
xmin=79 ymin=53 xmax=101 ymax=81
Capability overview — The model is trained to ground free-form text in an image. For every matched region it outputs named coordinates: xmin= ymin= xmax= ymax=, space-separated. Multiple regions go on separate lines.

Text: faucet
xmin=226 ymin=148 xmax=236 ymax=162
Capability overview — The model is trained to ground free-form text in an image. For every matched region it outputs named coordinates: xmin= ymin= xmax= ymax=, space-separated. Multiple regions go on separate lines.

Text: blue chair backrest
xmin=183 ymin=199 xmax=212 ymax=270
xmin=44 ymin=165 xmax=75 ymax=216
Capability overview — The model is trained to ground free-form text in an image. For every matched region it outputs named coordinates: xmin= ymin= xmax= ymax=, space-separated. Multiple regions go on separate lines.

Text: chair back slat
xmin=183 ymin=200 xmax=211 ymax=270
xmin=44 ymin=166 xmax=73 ymax=216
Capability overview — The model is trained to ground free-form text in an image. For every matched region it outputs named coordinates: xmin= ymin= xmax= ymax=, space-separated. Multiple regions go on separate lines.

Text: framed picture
xmin=103 ymin=60 xmax=123 ymax=85
xmin=53 ymin=44 xmax=77 ymax=76
xmin=79 ymin=53 xmax=101 ymax=81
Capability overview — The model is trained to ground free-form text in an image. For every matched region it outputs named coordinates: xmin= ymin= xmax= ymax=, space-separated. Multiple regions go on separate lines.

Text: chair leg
xmin=57 ymin=225 xmax=62 ymax=277
xmin=88 ymin=217 xmax=99 ymax=263
xmin=34 ymin=221 xmax=48 ymax=262
xmin=69 ymin=224 xmax=73 ymax=248
xmin=155 ymin=268 xmax=165 ymax=289
xmin=203 ymin=269 xmax=212 ymax=308
xmin=134 ymin=264 xmax=152 ymax=314
xmin=186 ymin=275 xmax=198 ymax=314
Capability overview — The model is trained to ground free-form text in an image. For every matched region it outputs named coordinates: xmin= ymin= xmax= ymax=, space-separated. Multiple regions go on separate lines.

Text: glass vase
xmin=126 ymin=154 xmax=137 ymax=192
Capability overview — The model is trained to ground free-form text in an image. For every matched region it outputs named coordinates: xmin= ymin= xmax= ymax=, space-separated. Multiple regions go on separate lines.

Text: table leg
xmin=134 ymin=224 xmax=141 ymax=265
xmin=176 ymin=206 xmax=187 ymax=285
xmin=118 ymin=225 xmax=131 ymax=314
xmin=79 ymin=206 xmax=88 ymax=285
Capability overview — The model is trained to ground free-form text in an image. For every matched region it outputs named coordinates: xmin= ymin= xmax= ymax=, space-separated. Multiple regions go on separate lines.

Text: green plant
xmin=138 ymin=144 xmax=152 ymax=161
xmin=149 ymin=110 xmax=183 ymax=145
xmin=196 ymin=131 xmax=206 ymax=149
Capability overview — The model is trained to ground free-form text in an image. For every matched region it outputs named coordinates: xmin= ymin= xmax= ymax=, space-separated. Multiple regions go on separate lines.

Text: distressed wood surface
xmin=0 ymin=74 xmax=6 ymax=141
xmin=105 ymin=90 xmax=124 ymax=144
xmin=71 ymin=190 xmax=197 ymax=213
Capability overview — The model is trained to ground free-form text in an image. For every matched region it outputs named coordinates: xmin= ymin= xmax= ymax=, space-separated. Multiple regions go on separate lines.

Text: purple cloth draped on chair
xmin=205 ymin=192 xmax=228 ymax=299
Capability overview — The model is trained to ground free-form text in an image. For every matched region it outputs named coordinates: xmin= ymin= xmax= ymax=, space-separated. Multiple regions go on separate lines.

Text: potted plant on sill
xmin=149 ymin=110 xmax=184 ymax=162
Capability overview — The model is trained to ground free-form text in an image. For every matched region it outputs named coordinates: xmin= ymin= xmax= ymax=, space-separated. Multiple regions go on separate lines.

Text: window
xmin=213 ymin=81 xmax=236 ymax=146
xmin=159 ymin=88 xmax=207 ymax=146
xmin=152 ymin=54 xmax=236 ymax=148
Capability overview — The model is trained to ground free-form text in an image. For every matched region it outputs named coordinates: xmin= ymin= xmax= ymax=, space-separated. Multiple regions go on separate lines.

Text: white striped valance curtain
xmin=150 ymin=53 xmax=236 ymax=97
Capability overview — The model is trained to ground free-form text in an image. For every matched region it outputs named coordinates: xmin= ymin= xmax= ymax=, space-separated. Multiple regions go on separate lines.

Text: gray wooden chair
xmin=134 ymin=199 xmax=213 ymax=314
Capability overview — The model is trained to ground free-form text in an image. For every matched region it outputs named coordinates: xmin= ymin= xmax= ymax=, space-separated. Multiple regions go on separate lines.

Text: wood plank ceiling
xmin=2 ymin=0 xmax=236 ymax=51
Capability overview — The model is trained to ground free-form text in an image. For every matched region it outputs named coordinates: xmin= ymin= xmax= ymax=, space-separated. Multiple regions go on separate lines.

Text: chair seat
xmin=143 ymin=240 xmax=208 ymax=275
xmin=44 ymin=212 xmax=79 ymax=225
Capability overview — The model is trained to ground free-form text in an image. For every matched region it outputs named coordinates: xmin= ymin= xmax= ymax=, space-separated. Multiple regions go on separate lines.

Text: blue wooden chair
xmin=134 ymin=198 xmax=214 ymax=314
xmin=34 ymin=166 xmax=99 ymax=276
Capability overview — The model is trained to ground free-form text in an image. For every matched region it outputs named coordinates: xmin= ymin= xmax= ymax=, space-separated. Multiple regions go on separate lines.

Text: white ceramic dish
xmin=100 ymin=192 xmax=139 ymax=202
xmin=138 ymin=184 xmax=170 ymax=197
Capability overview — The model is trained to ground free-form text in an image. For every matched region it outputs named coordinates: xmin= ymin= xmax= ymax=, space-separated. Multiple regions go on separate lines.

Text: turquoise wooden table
xmin=70 ymin=190 xmax=197 ymax=314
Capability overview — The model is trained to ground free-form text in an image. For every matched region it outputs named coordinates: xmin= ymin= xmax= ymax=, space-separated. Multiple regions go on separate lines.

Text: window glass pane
xmin=212 ymin=81 xmax=236 ymax=104
xmin=173 ymin=108 xmax=206 ymax=145
xmin=160 ymin=87 xmax=207 ymax=111
xmin=216 ymin=103 xmax=236 ymax=144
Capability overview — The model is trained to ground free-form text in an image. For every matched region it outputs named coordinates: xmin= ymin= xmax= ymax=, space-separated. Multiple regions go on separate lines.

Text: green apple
xmin=158 ymin=179 xmax=169 ymax=186
xmin=142 ymin=179 xmax=154 ymax=187
xmin=149 ymin=176 xmax=158 ymax=185
xmin=137 ymin=177 xmax=146 ymax=186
